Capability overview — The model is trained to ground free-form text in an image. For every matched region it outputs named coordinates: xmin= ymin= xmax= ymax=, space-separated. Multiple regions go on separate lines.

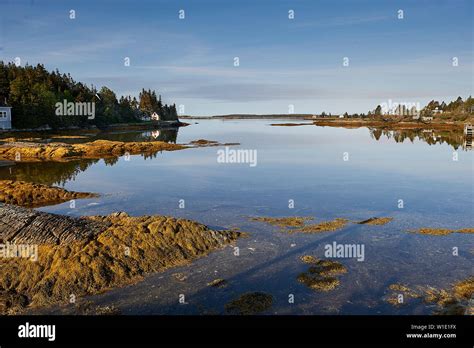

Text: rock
xmin=0 ymin=205 xmax=242 ymax=314
xmin=0 ymin=140 xmax=187 ymax=162
xmin=225 ymin=292 xmax=273 ymax=315
xmin=0 ymin=180 xmax=97 ymax=207
xmin=0 ymin=204 xmax=108 ymax=245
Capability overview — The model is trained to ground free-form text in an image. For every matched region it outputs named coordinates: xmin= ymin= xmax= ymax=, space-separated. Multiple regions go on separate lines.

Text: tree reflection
xmin=368 ymin=127 xmax=470 ymax=151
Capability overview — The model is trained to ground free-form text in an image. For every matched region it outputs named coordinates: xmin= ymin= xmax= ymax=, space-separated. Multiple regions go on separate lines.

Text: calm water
xmin=1 ymin=119 xmax=473 ymax=314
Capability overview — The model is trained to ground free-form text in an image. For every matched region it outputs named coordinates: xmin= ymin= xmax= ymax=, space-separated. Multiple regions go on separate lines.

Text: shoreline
xmin=0 ymin=120 xmax=188 ymax=136
xmin=0 ymin=139 xmax=187 ymax=162
xmin=310 ymin=119 xmax=467 ymax=130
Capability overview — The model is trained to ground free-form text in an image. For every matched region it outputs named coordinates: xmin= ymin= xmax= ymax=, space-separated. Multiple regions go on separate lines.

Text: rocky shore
xmin=0 ymin=204 xmax=241 ymax=314
xmin=311 ymin=119 xmax=466 ymax=130
xmin=0 ymin=139 xmax=186 ymax=162
xmin=0 ymin=180 xmax=97 ymax=207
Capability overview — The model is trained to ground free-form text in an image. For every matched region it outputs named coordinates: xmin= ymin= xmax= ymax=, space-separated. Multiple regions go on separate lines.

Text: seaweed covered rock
xmin=297 ymin=256 xmax=347 ymax=291
xmin=225 ymin=292 xmax=273 ymax=315
xmin=0 ymin=180 xmax=97 ymax=207
xmin=386 ymin=277 xmax=474 ymax=314
xmin=0 ymin=204 xmax=108 ymax=244
xmin=0 ymin=140 xmax=186 ymax=162
xmin=0 ymin=206 xmax=241 ymax=314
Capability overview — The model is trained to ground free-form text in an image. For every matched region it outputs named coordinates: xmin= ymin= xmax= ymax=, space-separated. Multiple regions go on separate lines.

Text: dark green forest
xmin=0 ymin=62 xmax=178 ymax=129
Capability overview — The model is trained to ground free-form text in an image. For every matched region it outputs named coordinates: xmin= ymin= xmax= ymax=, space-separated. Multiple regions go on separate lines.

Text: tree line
xmin=369 ymin=96 xmax=474 ymax=118
xmin=0 ymin=62 xmax=178 ymax=129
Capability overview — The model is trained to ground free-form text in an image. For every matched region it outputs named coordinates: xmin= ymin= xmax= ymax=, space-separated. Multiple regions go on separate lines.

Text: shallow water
xmin=2 ymin=119 xmax=473 ymax=314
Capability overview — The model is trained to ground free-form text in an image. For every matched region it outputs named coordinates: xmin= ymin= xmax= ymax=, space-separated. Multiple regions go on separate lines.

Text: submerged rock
xmin=0 ymin=180 xmax=97 ymax=207
xmin=297 ymin=256 xmax=347 ymax=292
xmin=225 ymin=292 xmax=273 ymax=315
xmin=410 ymin=228 xmax=474 ymax=236
xmin=386 ymin=277 xmax=474 ymax=314
xmin=300 ymin=255 xmax=318 ymax=264
xmin=207 ymin=278 xmax=228 ymax=288
xmin=188 ymin=139 xmax=240 ymax=147
xmin=251 ymin=216 xmax=349 ymax=234
xmin=172 ymin=273 xmax=188 ymax=282
xmin=294 ymin=218 xmax=348 ymax=234
xmin=0 ymin=206 xmax=241 ymax=314
xmin=357 ymin=217 xmax=393 ymax=225
xmin=250 ymin=216 xmax=314 ymax=228
xmin=73 ymin=301 xmax=122 ymax=315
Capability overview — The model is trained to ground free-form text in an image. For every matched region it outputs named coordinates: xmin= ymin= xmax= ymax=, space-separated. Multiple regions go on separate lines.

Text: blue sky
xmin=0 ymin=0 xmax=472 ymax=115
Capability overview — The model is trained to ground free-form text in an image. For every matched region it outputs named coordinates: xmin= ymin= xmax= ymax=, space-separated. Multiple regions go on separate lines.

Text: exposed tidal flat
xmin=0 ymin=119 xmax=472 ymax=315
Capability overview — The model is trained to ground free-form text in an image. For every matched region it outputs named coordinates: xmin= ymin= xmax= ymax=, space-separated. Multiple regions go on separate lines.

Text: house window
xmin=0 ymin=111 xmax=6 ymax=118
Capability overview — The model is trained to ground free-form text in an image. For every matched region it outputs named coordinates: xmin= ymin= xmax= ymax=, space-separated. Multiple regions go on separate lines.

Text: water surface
xmin=1 ymin=119 xmax=472 ymax=314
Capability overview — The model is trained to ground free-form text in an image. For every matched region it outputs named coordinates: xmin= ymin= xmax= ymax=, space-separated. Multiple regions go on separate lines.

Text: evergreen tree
xmin=0 ymin=61 xmax=180 ymax=129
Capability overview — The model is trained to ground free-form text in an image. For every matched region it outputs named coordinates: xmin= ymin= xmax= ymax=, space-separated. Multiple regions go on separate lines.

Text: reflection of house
xmin=151 ymin=130 xmax=160 ymax=139
xmin=141 ymin=115 xmax=151 ymax=121
xmin=422 ymin=116 xmax=433 ymax=121
xmin=463 ymin=138 xmax=472 ymax=151
xmin=151 ymin=112 xmax=160 ymax=121
xmin=463 ymin=124 xmax=472 ymax=151
xmin=464 ymin=124 xmax=473 ymax=136
xmin=0 ymin=106 xmax=12 ymax=130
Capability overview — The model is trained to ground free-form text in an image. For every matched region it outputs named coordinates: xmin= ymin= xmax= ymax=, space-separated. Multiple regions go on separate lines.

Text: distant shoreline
xmin=180 ymin=114 xmax=312 ymax=120
xmin=288 ymin=118 xmax=468 ymax=130
xmin=182 ymin=114 xmax=471 ymax=130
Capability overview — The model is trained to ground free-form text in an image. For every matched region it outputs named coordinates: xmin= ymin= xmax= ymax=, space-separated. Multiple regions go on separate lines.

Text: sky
xmin=0 ymin=0 xmax=472 ymax=116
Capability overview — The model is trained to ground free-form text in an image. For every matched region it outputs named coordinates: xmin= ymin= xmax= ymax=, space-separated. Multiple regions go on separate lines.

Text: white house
xmin=0 ymin=106 xmax=12 ymax=130
xmin=432 ymin=107 xmax=443 ymax=114
xmin=151 ymin=112 xmax=160 ymax=121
